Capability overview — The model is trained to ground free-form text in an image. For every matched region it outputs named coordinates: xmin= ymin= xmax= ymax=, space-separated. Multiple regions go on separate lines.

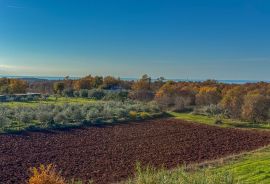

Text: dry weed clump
xmin=28 ymin=164 xmax=66 ymax=184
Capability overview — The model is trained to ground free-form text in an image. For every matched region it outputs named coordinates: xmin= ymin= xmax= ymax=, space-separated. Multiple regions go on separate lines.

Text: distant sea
xmin=0 ymin=75 xmax=269 ymax=84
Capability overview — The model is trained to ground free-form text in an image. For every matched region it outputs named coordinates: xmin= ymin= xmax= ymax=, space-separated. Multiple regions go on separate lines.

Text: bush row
xmin=192 ymin=101 xmax=270 ymax=123
xmin=0 ymin=101 xmax=161 ymax=132
xmin=62 ymin=89 xmax=129 ymax=101
xmin=0 ymin=95 xmax=44 ymax=102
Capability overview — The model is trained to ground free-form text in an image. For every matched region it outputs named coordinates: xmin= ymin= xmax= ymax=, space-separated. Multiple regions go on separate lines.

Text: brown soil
xmin=1 ymin=119 xmax=270 ymax=184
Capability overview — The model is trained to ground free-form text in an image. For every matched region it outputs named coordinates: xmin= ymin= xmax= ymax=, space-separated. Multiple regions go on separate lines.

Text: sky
xmin=0 ymin=0 xmax=270 ymax=80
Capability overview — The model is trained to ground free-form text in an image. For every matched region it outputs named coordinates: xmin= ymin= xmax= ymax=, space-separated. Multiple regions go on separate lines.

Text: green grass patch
xmin=132 ymin=112 xmax=270 ymax=183
xmin=125 ymin=163 xmax=239 ymax=184
xmin=211 ymin=147 xmax=270 ymax=184
xmin=169 ymin=112 xmax=270 ymax=130
xmin=3 ymin=97 xmax=96 ymax=107
xmin=125 ymin=147 xmax=270 ymax=184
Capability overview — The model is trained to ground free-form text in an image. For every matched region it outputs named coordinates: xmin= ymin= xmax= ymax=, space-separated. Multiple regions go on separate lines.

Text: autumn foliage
xmin=2 ymin=74 xmax=269 ymax=123
xmin=241 ymin=93 xmax=270 ymax=122
xmin=155 ymin=80 xmax=270 ymax=122
xmin=195 ymin=87 xmax=221 ymax=106
xmin=220 ymin=86 xmax=246 ymax=118
xmin=155 ymin=81 xmax=197 ymax=111
xmin=0 ymin=78 xmax=28 ymax=94
xmin=28 ymin=164 xmax=66 ymax=184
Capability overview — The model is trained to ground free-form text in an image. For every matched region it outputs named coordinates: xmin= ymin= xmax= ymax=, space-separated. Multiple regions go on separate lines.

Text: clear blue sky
xmin=0 ymin=0 xmax=270 ymax=80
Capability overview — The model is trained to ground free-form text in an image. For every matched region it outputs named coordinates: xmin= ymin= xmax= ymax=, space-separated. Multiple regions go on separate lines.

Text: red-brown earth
xmin=1 ymin=118 xmax=270 ymax=184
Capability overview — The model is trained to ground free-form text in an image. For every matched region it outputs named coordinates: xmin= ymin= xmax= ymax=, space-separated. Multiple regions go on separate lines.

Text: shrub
xmin=156 ymin=95 xmax=192 ymax=112
xmin=139 ymin=112 xmax=150 ymax=119
xmin=241 ymin=94 xmax=270 ymax=122
xmin=16 ymin=111 xmax=34 ymax=124
xmin=102 ymin=104 xmax=114 ymax=118
xmin=7 ymin=96 xmax=15 ymax=101
xmin=214 ymin=119 xmax=223 ymax=125
xmin=155 ymin=95 xmax=175 ymax=110
xmin=86 ymin=108 xmax=100 ymax=120
xmin=33 ymin=96 xmax=41 ymax=101
xmin=0 ymin=116 xmax=12 ymax=129
xmin=40 ymin=95 xmax=49 ymax=101
xmin=69 ymin=180 xmax=93 ymax=184
xmin=103 ymin=91 xmax=128 ymax=101
xmin=205 ymin=104 xmax=223 ymax=116
xmin=129 ymin=90 xmax=154 ymax=102
xmin=28 ymin=97 xmax=34 ymax=101
xmin=62 ymin=89 xmax=74 ymax=97
xmin=0 ymin=100 xmax=161 ymax=132
xmin=36 ymin=111 xmax=54 ymax=123
xmin=73 ymin=91 xmax=80 ymax=97
xmin=146 ymin=101 xmax=160 ymax=113
xmin=88 ymin=89 xmax=106 ymax=100
xmin=112 ymin=107 xmax=128 ymax=118
xmin=129 ymin=111 xmax=138 ymax=119
xmin=220 ymin=86 xmax=246 ymax=118
xmin=28 ymin=164 xmax=66 ymax=184
xmin=69 ymin=108 xmax=83 ymax=121
xmin=54 ymin=113 xmax=68 ymax=124
xmin=126 ymin=163 xmax=239 ymax=184
xmin=172 ymin=96 xmax=192 ymax=112
xmin=79 ymin=89 xmax=89 ymax=98
xmin=195 ymin=87 xmax=221 ymax=106
xmin=214 ymin=116 xmax=223 ymax=125
xmin=193 ymin=105 xmax=223 ymax=116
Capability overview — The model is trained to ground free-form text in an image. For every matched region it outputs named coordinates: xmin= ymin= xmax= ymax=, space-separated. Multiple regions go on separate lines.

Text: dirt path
xmin=1 ymin=119 xmax=270 ymax=184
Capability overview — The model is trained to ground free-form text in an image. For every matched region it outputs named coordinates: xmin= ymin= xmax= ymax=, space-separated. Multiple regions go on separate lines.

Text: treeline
xmin=155 ymin=80 xmax=270 ymax=122
xmin=1 ymin=75 xmax=269 ymax=122
xmin=25 ymin=74 xmax=164 ymax=95
xmin=52 ymin=75 xmax=132 ymax=95
xmin=0 ymin=78 xmax=28 ymax=94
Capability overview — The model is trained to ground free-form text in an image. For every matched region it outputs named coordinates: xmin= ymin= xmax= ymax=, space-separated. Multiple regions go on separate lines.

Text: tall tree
xmin=53 ymin=82 xmax=65 ymax=94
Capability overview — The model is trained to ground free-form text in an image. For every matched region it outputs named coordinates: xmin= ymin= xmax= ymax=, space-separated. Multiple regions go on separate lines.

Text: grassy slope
xmin=214 ymin=147 xmax=270 ymax=184
xmin=126 ymin=147 xmax=270 ymax=184
xmin=161 ymin=112 xmax=270 ymax=184
xmin=4 ymin=97 xmax=96 ymax=107
xmin=170 ymin=112 xmax=270 ymax=130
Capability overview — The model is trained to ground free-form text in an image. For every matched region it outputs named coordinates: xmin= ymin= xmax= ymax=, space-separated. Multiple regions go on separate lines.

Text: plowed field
xmin=1 ymin=119 xmax=270 ymax=184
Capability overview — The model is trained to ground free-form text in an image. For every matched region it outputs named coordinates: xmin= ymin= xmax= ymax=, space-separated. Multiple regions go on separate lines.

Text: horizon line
xmin=0 ymin=74 xmax=269 ymax=83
